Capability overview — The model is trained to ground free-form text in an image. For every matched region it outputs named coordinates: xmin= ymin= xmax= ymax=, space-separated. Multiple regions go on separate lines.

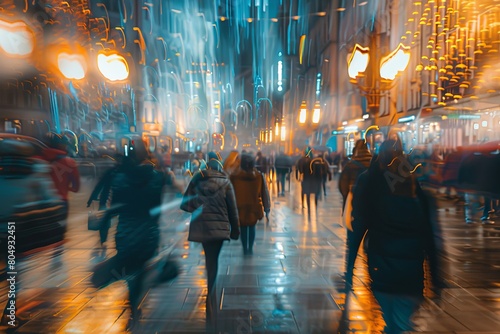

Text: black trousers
xmin=202 ymin=240 xmax=224 ymax=331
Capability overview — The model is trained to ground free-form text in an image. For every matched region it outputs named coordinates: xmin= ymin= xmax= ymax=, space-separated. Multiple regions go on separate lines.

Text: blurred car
xmin=0 ymin=133 xmax=47 ymax=156
xmin=0 ymin=137 xmax=67 ymax=276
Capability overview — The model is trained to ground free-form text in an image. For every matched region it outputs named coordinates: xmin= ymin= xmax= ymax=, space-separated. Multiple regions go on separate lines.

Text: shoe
xmin=465 ymin=218 xmax=475 ymax=224
xmin=481 ymin=216 xmax=491 ymax=221
xmin=482 ymin=219 xmax=495 ymax=225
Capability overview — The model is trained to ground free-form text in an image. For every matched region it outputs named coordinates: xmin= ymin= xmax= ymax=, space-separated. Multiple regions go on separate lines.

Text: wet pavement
xmin=1 ymin=174 xmax=500 ymax=333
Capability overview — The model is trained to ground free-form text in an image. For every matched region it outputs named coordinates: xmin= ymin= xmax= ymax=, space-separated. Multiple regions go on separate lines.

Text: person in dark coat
xmin=338 ymin=139 xmax=372 ymax=213
xmin=230 ymin=153 xmax=271 ymax=255
xmin=87 ymin=162 xmax=118 ymax=246
xmin=90 ymin=137 xmax=165 ymax=331
xmin=274 ymin=150 xmax=293 ymax=196
xmin=321 ymin=152 xmax=333 ymax=196
xmin=346 ymin=139 xmax=445 ymax=334
xmin=295 ymin=147 xmax=315 ymax=210
xmin=255 ymin=151 xmax=268 ymax=178
xmin=180 ymin=151 xmax=239 ymax=331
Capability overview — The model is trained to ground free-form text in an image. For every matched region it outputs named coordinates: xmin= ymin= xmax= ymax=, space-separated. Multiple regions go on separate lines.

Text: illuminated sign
xmin=447 ymin=114 xmax=481 ymax=120
xmin=277 ymin=60 xmax=283 ymax=91
xmin=398 ymin=115 xmax=416 ymax=123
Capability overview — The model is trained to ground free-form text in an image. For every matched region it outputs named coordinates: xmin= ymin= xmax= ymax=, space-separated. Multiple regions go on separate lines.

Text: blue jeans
xmin=373 ymin=291 xmax=423 ymax=334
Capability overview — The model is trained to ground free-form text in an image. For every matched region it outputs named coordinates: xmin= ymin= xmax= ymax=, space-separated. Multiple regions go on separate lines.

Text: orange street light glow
xmin=97 ymin=53 xmax=129 ymax=81
xmin=380 ymin=43 xmax=411 ymax=80
xmin=0 ymin=20 xmax=35 ymax=57
xmin=347 ymin=44 xmax=370 ymax=79
xmin=58 ymin=53 xmax=87 ymax=80
xmin=312 ymin=101 xmax=321 ymax=124
xmin=299 ymin=101 xmax=307 ymax=124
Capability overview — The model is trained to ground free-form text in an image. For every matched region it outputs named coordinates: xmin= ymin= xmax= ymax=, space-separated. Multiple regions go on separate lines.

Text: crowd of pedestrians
xmin=5 ymin=131 xmax=500 ymax=334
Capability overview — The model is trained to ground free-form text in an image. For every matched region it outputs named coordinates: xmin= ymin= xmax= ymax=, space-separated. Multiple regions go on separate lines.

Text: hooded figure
xmin=345 ymin=139 xmax=445 ymax=334
xmin=181 ymin=151 xmax=239 ymax=330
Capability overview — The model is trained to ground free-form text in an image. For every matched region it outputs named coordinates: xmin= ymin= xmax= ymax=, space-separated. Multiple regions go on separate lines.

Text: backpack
xmin=309 ymin=158 xmax=326 ymax=178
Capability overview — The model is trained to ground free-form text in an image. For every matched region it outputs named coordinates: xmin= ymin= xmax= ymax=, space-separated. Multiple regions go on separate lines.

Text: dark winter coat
xmin=108 ymin=162 xmax=164 ymax=257
xmin=181 ymin=169 xmax=240 ymax=242
xmin=274 ymin=154 xmax=293 ymax=175
xmin=347 ymin=157 xmax=444 ymax=296
xmin=230 ymin=168 xmax=270 ymax=227
xmin=338 ymin=150 xmax=372 ymax=211
xmin=296 ymin=155 xmax=321 ymax=194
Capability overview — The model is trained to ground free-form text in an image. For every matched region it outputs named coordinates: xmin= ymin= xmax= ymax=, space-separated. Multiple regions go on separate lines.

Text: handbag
xmin=88 ymin=209 xmax=106 ymax=231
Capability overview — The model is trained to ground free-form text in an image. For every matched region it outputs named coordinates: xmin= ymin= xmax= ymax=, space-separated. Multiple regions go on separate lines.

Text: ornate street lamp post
xmin=347 ymin=41 xmax=410 ymax=118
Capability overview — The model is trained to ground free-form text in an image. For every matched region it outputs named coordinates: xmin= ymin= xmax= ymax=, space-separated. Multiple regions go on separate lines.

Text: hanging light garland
xmin=403 ymin=0 xmax=500 ymax=107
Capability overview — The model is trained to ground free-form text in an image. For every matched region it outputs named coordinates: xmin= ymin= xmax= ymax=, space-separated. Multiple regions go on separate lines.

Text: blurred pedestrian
xmin=338 ymin=139 xmax=372 ymax=229
xmin=346 ymin=139 xmax=445 ymax=334
xmin=42 ymin=132 xmax=80 ymax=217
xmin=319 ymin=152 xmax=332 ymax=197
xmin=89 ymin=137 xmax=166 ymax=331
xmin=230 ymin=153 xmax=270 ymax=255
xmin=180 ymin=151 xmax=240 ymax=331
xmin=87 ymin=164 xmax=116 ymax=246
xmin=255 ymin=151 xmax=268 ymax=179
xmin=295 ymin=147 xmax=315 ymax=211
xmin=274 ymin=149 xmax=293 ymax=196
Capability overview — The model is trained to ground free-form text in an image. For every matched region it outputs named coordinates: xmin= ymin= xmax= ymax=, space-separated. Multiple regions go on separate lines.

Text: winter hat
xmin=207 ymin=151 xmax=223 ymax=171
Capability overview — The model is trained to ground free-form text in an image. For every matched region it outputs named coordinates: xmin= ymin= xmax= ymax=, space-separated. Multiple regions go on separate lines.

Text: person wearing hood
xmin=230 ymin=153 xmax=271 ymax=255
xmin=346 ymin=139 xmax=445 ymax=334
xmin=180 ymin=151 xmax=239 ymax=331
xmin=41 ymin=132 xmax=80 ymax=216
